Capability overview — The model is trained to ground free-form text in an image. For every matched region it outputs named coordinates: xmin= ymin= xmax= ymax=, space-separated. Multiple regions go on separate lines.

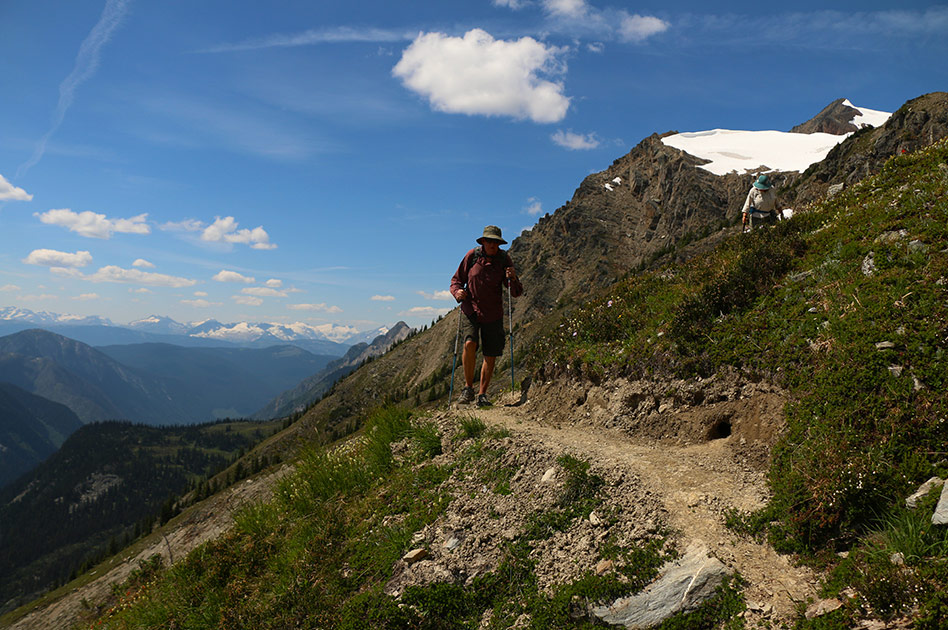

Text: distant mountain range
xmin=0 ymin=329 xmax=336 ymax=427
xmin=253 ymin=322 xmax=413 ymax=420
xmin=0 ymin=307 xmax=394 ymax=356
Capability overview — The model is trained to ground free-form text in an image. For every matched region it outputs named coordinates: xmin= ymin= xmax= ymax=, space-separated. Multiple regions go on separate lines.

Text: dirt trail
xmin=477 ymin=396 xmax=819 ymax=621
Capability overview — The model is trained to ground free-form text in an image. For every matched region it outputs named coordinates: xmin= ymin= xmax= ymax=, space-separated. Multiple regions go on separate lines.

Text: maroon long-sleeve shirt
xmin=450 ymin=247 xmax=524 ymax=323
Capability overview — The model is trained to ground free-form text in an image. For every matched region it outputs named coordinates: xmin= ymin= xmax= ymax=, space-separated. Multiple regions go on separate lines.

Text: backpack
xmin=467 ymin=246 xmax=511 ymax=271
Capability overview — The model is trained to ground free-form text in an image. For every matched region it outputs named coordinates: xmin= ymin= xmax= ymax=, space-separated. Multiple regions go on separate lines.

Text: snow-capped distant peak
xmin=0 ymin=307 xmax=113 ymax=326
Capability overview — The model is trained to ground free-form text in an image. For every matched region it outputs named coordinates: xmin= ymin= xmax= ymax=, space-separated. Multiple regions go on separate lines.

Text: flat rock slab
xmin=906 ymin=477 xmax=944 ymax=509
xmin=592 ymin=542 xmax=728 ymax=628
xmin=933 ymin=483 xmax=948 ymax=526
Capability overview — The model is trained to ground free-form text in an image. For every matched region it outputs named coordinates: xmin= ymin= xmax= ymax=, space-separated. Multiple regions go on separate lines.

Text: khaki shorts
xmin=461 ymin=313 xmax=505 ymax=357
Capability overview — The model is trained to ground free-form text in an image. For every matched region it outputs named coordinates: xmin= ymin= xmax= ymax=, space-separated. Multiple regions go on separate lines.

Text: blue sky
xmin=2 ymin=0 xmax=946 ymax=334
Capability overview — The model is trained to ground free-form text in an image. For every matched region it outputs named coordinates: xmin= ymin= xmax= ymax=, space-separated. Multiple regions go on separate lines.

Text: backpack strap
xmin=467 ymin=247 xmax=509 ymax=270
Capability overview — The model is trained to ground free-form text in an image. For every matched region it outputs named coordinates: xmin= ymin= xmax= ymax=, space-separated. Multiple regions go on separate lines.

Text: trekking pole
xmin=449 ymin=305 xmax=462 ymax=405
xmin=507 ymin=283 xmax=515 ymax=391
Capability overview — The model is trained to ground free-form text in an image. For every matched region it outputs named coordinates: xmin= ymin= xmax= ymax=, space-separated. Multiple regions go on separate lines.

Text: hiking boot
xmin=458 ymin=386 xmax=475 ymax=405
xmin=476 ymin=393 xmax=491 ymax=407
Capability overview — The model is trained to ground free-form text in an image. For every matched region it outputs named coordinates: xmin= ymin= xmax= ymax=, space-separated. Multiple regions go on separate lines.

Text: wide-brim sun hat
xmin=477 ymin=225 xmax=507 ymax=244
xmin=753 ymin=174 xmax=773 ymax=190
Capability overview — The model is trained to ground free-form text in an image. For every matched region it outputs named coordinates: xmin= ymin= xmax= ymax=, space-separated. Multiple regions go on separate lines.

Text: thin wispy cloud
xmin=371 ymin=295 xmax=396 ymax=302
xmin=134 ymin=92 xmax=320 ymax=161
xmin=199 ymin=26 xmax=415 ymax=53
xmin=680 ymin=7 xmax=948 ymax=48
xmin=17 ymin=0 xmax=132 ymax=178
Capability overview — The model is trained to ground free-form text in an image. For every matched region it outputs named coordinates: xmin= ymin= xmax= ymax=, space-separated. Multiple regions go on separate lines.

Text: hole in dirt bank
xmin=705 ymin=418 xmax=732 ymax=441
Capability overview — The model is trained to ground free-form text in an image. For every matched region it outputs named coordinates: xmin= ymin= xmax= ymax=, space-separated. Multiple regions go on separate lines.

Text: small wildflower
xmin=607 ymin=300 xmax=613 ymax=307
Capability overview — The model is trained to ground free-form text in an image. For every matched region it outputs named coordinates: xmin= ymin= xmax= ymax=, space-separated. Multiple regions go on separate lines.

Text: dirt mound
xmin=527 ymin=369 xmax=787 ymax=469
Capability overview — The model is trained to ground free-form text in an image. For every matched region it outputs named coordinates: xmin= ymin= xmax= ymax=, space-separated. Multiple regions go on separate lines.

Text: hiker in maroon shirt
xmin=450 ymin=225 xmax=523 ymax=407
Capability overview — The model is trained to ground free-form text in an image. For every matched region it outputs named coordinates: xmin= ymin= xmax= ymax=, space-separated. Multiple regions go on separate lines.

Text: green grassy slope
xmin=533 ymin=139 xmax=948 ymax=626
xmin=35 ymin=142 xmax=948 ymax=630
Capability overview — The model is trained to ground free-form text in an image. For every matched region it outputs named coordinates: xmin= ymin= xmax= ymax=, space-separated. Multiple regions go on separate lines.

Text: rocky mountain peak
xmin=790 ymin=98 xmax=863 ymax=135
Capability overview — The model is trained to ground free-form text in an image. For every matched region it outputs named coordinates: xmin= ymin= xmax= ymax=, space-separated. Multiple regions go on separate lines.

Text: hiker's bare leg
xmin=479 ymin=356 xmax=496 ymax=395
xmin=463 ymin=340 xmax=477 ymax=387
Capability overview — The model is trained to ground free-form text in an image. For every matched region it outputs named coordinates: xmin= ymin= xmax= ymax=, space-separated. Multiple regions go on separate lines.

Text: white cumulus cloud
xmin=132 ymin=258 xmax=155 ymax=268
xmin=620 ymin=14 xmax=670 ymax=42
xmin=0 ymin=174 xmax=33 ymax=201
xmin=288 ymin=303 xmax=343 ymax=313
xmin=264 ymin=278 xmax=283 ymax=288
xmin=241 ymin=286 xmax=288 ymax=298
xmin=524 ymin=196 xmax=544 ymax=215
xmin=35 ymin=208 xmax=150 ymax=239
xmin=194 ymin=291 xmax=208 ymax=297
xmin=552 ymin=129 xmax=600 ymax=150
xmin=201 ymin=216 xmax=276 ymax=250
xmin=393 ymin=29 xmax=570 ymax=123
xmin=49 ymin=265 xmax=196 ymax=287
xmin=543 ymin=0 xmax=588 ymax=18
xmin=23 ymin=248 xmax=93 ymax=267
xmin=417 ymin=290 xmax=454 ymax=301
xmin=212 ymin=269 xmax=256 ymax=283
xmin=401 ymin=306 xmax=453 ymax=317
xmin=160 ymin=218 xmax=205 ymax=232
xmin=87 ymin=266 xmax=197 ymax=287
xmin=182 ymin=298 xmax=219 ymax=307
xmin=371 ymin=295 xmax=396 ymax=302
xmin=233 ymin=295 xmax=264 ymax=306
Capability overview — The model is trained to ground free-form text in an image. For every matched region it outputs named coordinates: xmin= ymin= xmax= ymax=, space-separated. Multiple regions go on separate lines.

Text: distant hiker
xmin=741 ymin=174 xmax=779 ymax=231
xmin=450 ymin=225 xmax=523 ymax=407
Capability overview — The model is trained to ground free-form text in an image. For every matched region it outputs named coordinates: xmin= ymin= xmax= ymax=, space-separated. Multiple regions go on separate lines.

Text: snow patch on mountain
xmin=661 ymin=101 xmax=892 ymax=176
xmin=843 ymin=100 xmax=890 ymax=129
xmin=0 ymin=307 xmax=113 ymax=326
xmin=1 ymin=308 xmax=369 ymax=345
